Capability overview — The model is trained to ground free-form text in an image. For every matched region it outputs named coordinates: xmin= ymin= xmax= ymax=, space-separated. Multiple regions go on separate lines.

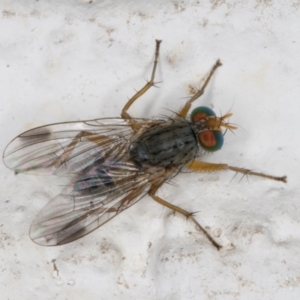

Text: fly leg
xmin=121 ymin=40 xmax=162 ymax=131
xmin=178 ymin=60 xmax=222 ymax=118
xmin=51 ymin=131 xmax=112 ymax=169
xmin=187 ymin=160 xmax=287 ymax=182
xmin=148 ymin=182 xmax=222 ymax=250
xmin=14 ymin=130 xmax=113 ymax=174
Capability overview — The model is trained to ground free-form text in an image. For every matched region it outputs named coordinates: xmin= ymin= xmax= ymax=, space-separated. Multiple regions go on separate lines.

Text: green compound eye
xmin=191 ymin=106 xmax=224 ymax=152
xmin=191 ymin=106 xmax=216 ymax=122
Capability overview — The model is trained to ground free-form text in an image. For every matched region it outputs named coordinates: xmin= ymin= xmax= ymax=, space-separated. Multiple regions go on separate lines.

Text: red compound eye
xmin=191 ymin=106 xmax=224 ymax=152
xmin=192 ymin=112 xmax=207 ymax=122
xmin=191 ymin=106 xmax=216 ymax=123
xmin=199 ymin=131 xmax=217 ymax=148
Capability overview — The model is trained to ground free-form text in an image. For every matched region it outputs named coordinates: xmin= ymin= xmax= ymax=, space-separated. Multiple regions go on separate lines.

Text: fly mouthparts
xmin=204 ymin=113 xmax=237 ymax=131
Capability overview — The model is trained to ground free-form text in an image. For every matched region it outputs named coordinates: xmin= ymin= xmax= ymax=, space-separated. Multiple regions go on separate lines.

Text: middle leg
xmin=186 ymin=160 xmax=287 ymax=182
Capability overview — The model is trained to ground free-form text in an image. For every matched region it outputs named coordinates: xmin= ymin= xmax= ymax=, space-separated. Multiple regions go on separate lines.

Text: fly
xmin=3 ymin=40 xmax=287 ymax=249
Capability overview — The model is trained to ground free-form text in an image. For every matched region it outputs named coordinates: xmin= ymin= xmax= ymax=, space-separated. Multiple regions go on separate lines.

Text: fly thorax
xmin=130 ymin=120 xmax=198 ymax=167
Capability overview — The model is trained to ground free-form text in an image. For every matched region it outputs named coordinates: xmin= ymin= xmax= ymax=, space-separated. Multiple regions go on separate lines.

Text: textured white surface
xmin=0 ymin=1 xmax=299 ymax=299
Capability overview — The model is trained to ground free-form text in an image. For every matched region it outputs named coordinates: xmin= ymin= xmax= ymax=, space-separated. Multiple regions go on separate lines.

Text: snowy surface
xmin=0 ymin=1 xmax=299 ymax=299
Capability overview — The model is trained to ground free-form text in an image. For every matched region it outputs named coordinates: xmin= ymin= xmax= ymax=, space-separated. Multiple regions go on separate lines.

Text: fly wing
xmin=3 ymin=118 xmax=156 ymax=176
xmin=30 ymin=157 xmax=159 ymax=246
xmin=4 ymin=116 xmax=166 ymax=246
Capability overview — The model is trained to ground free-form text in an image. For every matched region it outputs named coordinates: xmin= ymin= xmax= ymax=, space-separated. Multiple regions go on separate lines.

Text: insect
xmin=3 ymin=40 xmax=286 ymax=250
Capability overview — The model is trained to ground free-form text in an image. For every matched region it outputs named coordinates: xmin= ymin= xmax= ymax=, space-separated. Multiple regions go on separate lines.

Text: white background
xmin=1 ymin=1 xmax=299 ymax=299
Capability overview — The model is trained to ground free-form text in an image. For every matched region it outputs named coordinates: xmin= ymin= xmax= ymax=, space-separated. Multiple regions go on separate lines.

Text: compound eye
xmin=198 ymin=130 xmax=223 ymax=152
xmin=191 ymin=106 xmax=216 ymax=123
xmin=191 ymin=106 xmax=224 ymax=152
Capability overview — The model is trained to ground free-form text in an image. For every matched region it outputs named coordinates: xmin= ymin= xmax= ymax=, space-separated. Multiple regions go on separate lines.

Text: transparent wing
xmin=30 ymin=158 xmax=156 ymax=246
xmin=4 ymin=116 xmax=167 ymax=246
xmin=3 ymin=118 xmax=157 ymax=176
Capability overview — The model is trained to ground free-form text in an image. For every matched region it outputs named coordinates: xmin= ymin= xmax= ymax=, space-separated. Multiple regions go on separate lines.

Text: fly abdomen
xmin=130 ymin=120 xmax=198 ymax=167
